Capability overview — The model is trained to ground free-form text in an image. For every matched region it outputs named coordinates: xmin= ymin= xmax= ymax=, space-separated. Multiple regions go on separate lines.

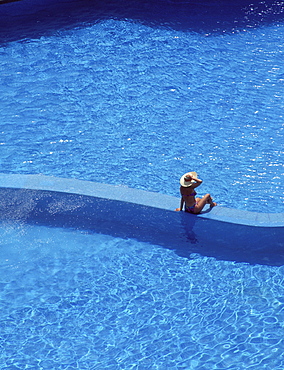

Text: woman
xmin=175 ymin=171 xmax=217 ymax=214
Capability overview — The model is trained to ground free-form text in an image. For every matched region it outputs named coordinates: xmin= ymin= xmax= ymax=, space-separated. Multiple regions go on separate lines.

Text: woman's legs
xmin=193 ymin=194 xmax=216 ymax=214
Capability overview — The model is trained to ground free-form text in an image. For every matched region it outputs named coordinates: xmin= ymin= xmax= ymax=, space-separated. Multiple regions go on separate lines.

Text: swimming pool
xmin=0 ymin=0 xmax=283 ymax=212
xmin=4 ymin=221 xmax=284 ymax=369
xmin=3 ymin=226 xmax=284 ymax=370
xmin=0 ymin=0 xmax=284 ymax=368
xmin=0 ymin=174 xmax=283 ymax=369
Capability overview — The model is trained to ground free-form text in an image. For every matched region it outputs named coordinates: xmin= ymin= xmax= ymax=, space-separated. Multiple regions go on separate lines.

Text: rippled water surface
xmin=0 ymin=0 xmax=283 ymax=212
xmin=0 ymin=0 xmax=284 ymax=369
xmin=1 ymin=222 xmax=284 ymax=369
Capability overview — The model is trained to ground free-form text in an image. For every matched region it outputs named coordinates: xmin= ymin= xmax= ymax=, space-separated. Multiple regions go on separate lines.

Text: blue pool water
xmin=0 ymin=0 xmax=283 ymax=212
xmin=0 ymin=0 xmax=284 ymax=369
xmin=1 ymin=221 xmax=284 ymax=369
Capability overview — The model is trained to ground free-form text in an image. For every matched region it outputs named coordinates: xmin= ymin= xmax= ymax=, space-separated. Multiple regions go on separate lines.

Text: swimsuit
xmin=185 ymin=204 xmax=197 ymax=213
xmin=182 ymin=191 xmax=197 ymax=197
xmin=183 ymin=191 xmax=197 ymax=213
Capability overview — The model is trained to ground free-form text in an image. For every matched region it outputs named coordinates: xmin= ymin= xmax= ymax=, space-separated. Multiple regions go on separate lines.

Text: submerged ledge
xmin=0 ymin=173 xmax=282 ymax=227
xmin=0 ymin=173 xmax=283 ymax=266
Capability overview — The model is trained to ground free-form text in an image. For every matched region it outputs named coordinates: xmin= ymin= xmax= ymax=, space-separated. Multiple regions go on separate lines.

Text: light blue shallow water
xmin=0 ymin=0 xmax=283 ymax=213
xmin=1 ymin=222 xmax=284 ymax=370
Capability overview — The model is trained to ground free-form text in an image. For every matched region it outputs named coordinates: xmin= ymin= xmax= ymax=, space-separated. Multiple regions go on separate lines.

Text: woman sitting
xmin=175 ymin=171 xmax=217 ymax=214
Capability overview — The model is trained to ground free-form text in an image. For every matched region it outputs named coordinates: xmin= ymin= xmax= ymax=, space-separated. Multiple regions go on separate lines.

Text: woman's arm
xmin=180 ymin=197 xmax=184 ymax=211
xmin=175 ymin=197 xmax=184 ymax=211
xmin=191 ymin=177 xmax=203 ymax=188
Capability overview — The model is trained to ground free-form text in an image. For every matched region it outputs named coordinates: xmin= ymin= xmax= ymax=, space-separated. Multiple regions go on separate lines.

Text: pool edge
xmin=0 ymin=173 xmax=283 ymax=228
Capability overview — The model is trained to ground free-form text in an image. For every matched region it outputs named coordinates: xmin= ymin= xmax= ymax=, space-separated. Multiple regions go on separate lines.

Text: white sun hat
xmin=180 ymin=171 xmax=198 ymax=187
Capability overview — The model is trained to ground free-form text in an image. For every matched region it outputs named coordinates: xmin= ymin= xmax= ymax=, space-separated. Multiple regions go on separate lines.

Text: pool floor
xmin=1 ymin=221 xmax=284 ymax=369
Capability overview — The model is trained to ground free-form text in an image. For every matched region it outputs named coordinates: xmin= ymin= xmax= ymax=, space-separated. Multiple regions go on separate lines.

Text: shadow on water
xmin=0 ymin=187 xmax=283 ymax=267
xmin=0 ymin=0 xmax=284 ymax=43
